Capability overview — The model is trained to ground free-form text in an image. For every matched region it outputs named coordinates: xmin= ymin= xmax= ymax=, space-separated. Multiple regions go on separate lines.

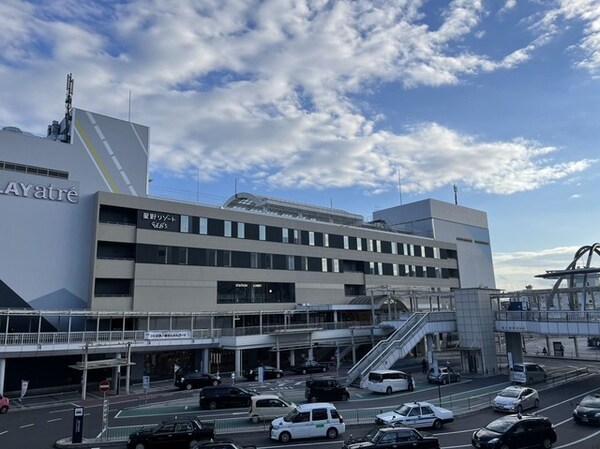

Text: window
xmin=237 ymin=222 xmax=245 ymax=239
xmin=282 ymin=228 xmax=289 ymax=243
xmin=376 ymin=240 xmax=381 ymax=252
xmin=369 ymin=262 xmax=375 ymax=274
xmin=312 ymin=409 xmax=328 ymax=421
xmin=333 ymin=259 xmax=340 ymax=273
xmin=250 ymin=252 xmax=259 ymax=268
xmin=391 ymin=241 xmax=397 ymax=254
xmin=259 ymin=225 xmax=266 ymax=241
xmin=178 ymin=248 xmax=188 ymax=264
xmin=309 ymin=231 xmax=315 ymax=246
xmin=222 ymin=250 xmax=232 ymax=267
xmin=368 ymin=239 xmax=374 ymax=251
xmin=343 ymin=235 xmax=349 ymax=249
xmin=224 ymin=220 xmax=232 ymax=237
xmin=321 ymin=258 xmax=328 ymax=272
xmin=293 ymin=229 xmax=299 ymax=243
xmin=324 ymin=233 xmax=329 ymax=247
xmin=393 ymin=264 xmax=399 ymax=276
xmin=378 ymin=262 xmax=383 ymax=275
xmin=199 ymin=217 xmax=208 ymax=235
xmin=180 ymin=215 xmax=189 ymax=233
xmin=357 ymin=238 xmax=362 ymax=251
xmin=301 ymin=256 xmax=308 ymax=271
xmin=287 ymin=255 xmax=295 ymax=270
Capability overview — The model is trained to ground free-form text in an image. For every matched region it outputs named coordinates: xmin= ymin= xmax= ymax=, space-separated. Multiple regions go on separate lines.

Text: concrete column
xmin=351 ymin=329 xmax=356 ymax=365
xmin=81 ymin=345 xmax=89 ymax=401
xmin=573 ymin=337 xmax=579 ymax=358
xmin=202 ymin=348 xmax=210 ymax=373
xmin=125 ymin=344 xmax=132 ymax=395
xmin=545 ymin=336 xmax=551 ymax=355
xmin=289 ymin=350 xmax=296 ymax=367
xmin=505 ymin=332 xmax=524 ymax=365
xmin=234 ymin=349 xmax=242 ymax=378
xmin=113 ymin=353 xmax=122 ymax=394
xmin=0 ymin=358 xmax=5 ymax=395
xmin=276 ymin=336 xmax=280 ymax=370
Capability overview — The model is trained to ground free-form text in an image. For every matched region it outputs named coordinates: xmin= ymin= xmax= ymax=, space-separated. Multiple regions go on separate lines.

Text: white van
xmin=249 ymin=394 xmax=296 ymax=423
xmin=366 ymin=370 xmax=414 ymax=394
xmin=269 ymin=402 xmax=345 ymax=443
xmin=510 ymin=362 xmax=548 ymax=384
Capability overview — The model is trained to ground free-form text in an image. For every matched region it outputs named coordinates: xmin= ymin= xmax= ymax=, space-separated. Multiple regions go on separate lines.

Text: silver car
xmin=492 ymin=386 xmax=539 ymax=413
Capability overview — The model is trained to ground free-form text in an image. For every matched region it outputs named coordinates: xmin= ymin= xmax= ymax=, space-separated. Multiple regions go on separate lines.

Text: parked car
xmin=249 ymin=394 xmax=296 ymax=423
xmin=492 ymin=386 xmax=539 ymax=413
xmin=174 ymin=370 xmax=221 ymax=390
xmin=194 ymin=440 xmax=256 ymax=449
xmin=509 ymin=363 xmax=548 ymax=385
xmin=199 ymin=386 xmax=257 ymax=410
xmin=375 ymin=401 xmax=454 ymax=430
xmin=244 ymin=365 xmax=284 ymax=381
xmin=290 ymin=360 xmax=329 ymax=374
xmin=366 ymin=370 xmax=414 ymax=394
xmin=427 ymin=367 xmax=461 ymax=385
xmin=126 ymin=417 xmax=214 ymax=449
xmin=0 ymin=394 xmax=9 ymax=414
xmin=305 ymin=378 xmax=349 ymax=402
xmin=472 ymin=414 xmax=557 ymax=449
xmin=343 ymin=426 xmax=440 ymax=449
xmin=269 ymin=402 xmax=345 ymax=443
xmin=573 ymin=393 xmax=600 ymax=425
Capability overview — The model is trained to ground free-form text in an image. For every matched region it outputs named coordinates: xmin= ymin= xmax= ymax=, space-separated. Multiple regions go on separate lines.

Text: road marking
xmin=555 ymin=428 xmax=600 ymax=448
xmin=538 ymin=385 xmax=600 ymax=413
xmin=20 ymin=424 xmax=34 ymax=429
xmin=0 ymin=430 xmax=8 ymax=436
xmin=47 ymin=418 xmax=62 ymax=423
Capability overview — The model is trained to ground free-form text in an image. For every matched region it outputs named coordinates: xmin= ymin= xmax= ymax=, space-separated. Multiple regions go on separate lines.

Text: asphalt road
xmin=1 ymin=358 xmax=600 ymax=448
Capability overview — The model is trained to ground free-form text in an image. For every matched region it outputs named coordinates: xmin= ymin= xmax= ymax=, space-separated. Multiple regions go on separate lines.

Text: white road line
xmin=47 ymin=418 xmax=62 ymax=423
xmin=538 ymin=385 xmax=600 ymax=413
xmin=20 ymin=424 xmax=34 ymax=429
xmin=555 ymin=428 xmax=600 ymax=448
xmin=0 ymin=430 xmax=8 ymax=436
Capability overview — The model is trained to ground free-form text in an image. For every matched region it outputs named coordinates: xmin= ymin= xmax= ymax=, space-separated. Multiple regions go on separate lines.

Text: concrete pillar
xmin=505 ymin=332 xmax=524 ymax=365
xmin=81 ymin=345 xmax=89 ymax=401
xmin=113 ymin=353 xmax=122 ymax=394
xmin=545 ymin=336 xmax=551 ymax=355
xmin=202 ymin=348 xmax=210 ymax=373
xmin=0 ymin=358 xmax=5 ymax=395
xmin=573 ymin=337 xmax=579 ymax=358
xmin=234 ymin=349 xmax=242 ymax=378
xmin=289 ymin=350 xmax=295 ymax=367
xmin=276 ymin=336 xmax=281 ymax=370
xmin=125 ymin=344 xmax=132 ymax=395
xmin=351 ymin=329 xmax=357 ymax=365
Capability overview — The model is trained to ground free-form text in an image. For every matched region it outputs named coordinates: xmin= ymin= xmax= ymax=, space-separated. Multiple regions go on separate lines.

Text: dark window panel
xmin=381 ymin=241 xmax=392 ymax=254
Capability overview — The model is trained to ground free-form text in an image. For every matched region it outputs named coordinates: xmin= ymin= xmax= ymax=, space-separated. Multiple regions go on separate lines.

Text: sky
xmin=1 ymin=0 xmax=599 ymax=292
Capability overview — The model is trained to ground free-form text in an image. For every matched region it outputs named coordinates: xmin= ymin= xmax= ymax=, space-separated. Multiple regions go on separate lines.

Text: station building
xmin=0 ymin=97 xmax=496 ymax=392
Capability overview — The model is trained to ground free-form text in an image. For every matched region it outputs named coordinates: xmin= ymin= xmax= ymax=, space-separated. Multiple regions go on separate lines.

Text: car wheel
xmin=322 ymin=367 xmax=327 ymax=372
xmin=326 ymin=427 xmax=338 ymax=439
xmin=208 ymin=401 xmax=217 ymax=410
xmin=534 ymin=398 xmax=539 ymax=408
xmin=0 ymin=406 xmax=7 ymax=414
xmin=432 ymin=419 xmax=443 ymax=430
xmin=516 ymin=404 xmax=522 ymax=413
xmin=302 ymin=369 xmax=307 ymax=375
xmin=341 ymin=394 xmax=349 ymax=401
xmin=386 ymin=386 xmax=393 ymax=395
xmin=135 ymin=443 xmax=146 ymax=449
xmin=310 ymin=396 xmax=318 ymax=403
xmin=542 ymin=438 xmax=553 ymax=449
xmin=455 ymin=375 xmax=461 ymax=382
xmin=189 ymin=440 xmax=200 ymax=449
xmin=441 ymin=378 xmax=448 ymax=385
xmin=251 ymin=415 xmax=260 ymax=424
xmin=500 ymin=445 xmax=509 ymax=449
xmin=212 ymin=380 xmax=219 ymax=386
xmin=279 ymin=432 xmax=291 ymax=443
xmin=276 ymin=373 xmax=282 ymax=378
xmin=185 ymin=383 xmax=193 ymax=390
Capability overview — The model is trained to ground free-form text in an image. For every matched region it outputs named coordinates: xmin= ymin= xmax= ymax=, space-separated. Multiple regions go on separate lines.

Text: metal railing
xmin=495 ymin=310 xmax=600 ymax=322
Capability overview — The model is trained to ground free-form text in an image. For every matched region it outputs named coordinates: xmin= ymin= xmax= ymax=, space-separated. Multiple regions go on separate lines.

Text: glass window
xmin=391 ymin=242 xmax=397 ymax=254
xmin=282 ymin=228 xmax=289 ymax=243
xmin=287 ymin=255 xmax=295 ymax=270
xmin=302 ymin=256 xmax=308 ymax=271
xmin=324 ymin=233 xmax=329 ymax=247
xmin=309 ymin=231 xmax=315 ymax=246
xmin=378 ymin=262 xmax=383 ymax=275
xmin=368 ymin=239 xmax=374 ymax=251
xmin=333 ymin=259 xmax=340 ymax=273
xmin=357 ymin=238 xmax=362 ymax=251
xmin=293 ymin=229 xmax=299 ymax=243
xmin=250 ymin=252 xmax=258 ymax=268
xmin=224 ymin=220 xmax=232 ymax=237
xmin=321 ymin=258 xmax=328 ymax=272
xmin=180 ymin=215 xmax=189 ymax=233
xmin=312 ymin=409 xmax=328 ymax=421
xmin=393 ymin=264 xmax=399 ymax=276
xmin=259 ymin=225 xmax=266 ymax=241
xmin=237 ymin=222 xmax=245 ymax=239
xmin=178 ymin=248 xmax=188 ymax=264
xmin=343 ymin=235 xmax=349 ymax=249
xmin=376 ymin=240 xmax=381 ymax=252
xmin=369 ymin=262 xmax=375 ymax=274
xmin=222 ymin=250 xmax=232 ymax=267
xmin=199 ymin=217 xmax=208 ymax=235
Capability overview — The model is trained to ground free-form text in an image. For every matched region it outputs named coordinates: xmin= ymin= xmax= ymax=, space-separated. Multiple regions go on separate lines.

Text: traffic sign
xmin=99 ymin=380 xmax=110 ymax=393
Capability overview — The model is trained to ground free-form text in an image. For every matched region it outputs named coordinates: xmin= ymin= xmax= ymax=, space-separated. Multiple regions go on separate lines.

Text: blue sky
xmin=1 ymin=0 xmax=599 ymax=291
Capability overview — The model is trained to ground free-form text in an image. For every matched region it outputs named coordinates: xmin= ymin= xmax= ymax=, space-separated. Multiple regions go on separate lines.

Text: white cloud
xmin=0 ymin=0 xmax=595 ymax=196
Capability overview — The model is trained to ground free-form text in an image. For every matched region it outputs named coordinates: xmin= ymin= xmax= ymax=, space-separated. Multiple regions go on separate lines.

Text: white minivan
xmin=366 ymin=369 xmax=415 ymax=394
xmin=269 ymin=402 xmax=345 ymax=443
xmin=249 ymin=394 xmax=296 ymax=423
xmin=510 ymin=362 xmax=548 ymax=384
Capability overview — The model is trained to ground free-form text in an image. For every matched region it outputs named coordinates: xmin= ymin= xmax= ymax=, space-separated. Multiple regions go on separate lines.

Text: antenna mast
xmin=453 ymin=184 xmax=458 ymax=205
xmin=64 ymin=73 xmax=74 ymax=143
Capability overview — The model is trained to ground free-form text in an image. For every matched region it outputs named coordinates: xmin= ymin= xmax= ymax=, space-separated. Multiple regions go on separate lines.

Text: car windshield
xmin=485 ymin=417 xmax=517 ymax=433
xmin=284 ymin=409 xmax=299 ymax=422
xmin=393 ymin=404 xmax=411 ymax=416
xmin=580 ymin=396 xmax=600 ymax=407
xmin=237 ymin=387 xmax=252 ymax=394
xmin=369 ymin=429 xmax=387 ymax=443
xmin=499 ymin=389 xmax=520 ymax=398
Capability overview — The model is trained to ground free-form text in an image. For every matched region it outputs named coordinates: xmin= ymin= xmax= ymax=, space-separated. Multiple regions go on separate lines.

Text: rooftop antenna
xmin=64 ymin=73 xmax=74 ymax=143
xmin=453 ymin=184 xmax=458 ymax=205
xmin=397 ymin=166 xmax=403 ymax=205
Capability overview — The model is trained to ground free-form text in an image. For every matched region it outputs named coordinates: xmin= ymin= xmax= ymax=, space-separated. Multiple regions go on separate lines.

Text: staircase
xmin=346 ymin=311 xmax=456 ymax=387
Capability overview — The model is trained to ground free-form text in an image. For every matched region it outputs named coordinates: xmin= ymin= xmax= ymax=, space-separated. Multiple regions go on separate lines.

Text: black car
xmin=195 ymin=440 xmax=256 ymax=449
xmin=127 ymin=417 xmax=214 ymax=449
xmin=472 ymin=414 xmax=557 ymax=449
xmin=343 ymin=426 xmax=439 ymax=449
xmin=290 ymin=360 xmax=329 ymax=374
xmin=244 ymin=365 xmax=284 ymax=381
xmin=305 ymin=378 xmax=349 ymax=402
xmin=573 ymin=393 xmax=600 ymax=425
xmin=199 ymin=386 xmax=257 ymax=410
xmin=175 ymin=370 xmax=221 ymax=390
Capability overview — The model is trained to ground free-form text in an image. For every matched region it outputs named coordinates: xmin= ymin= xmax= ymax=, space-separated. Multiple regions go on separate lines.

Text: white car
xmin=374 ymin=401 xmax=454 ymax=430
xmin=492 ymin=386 xmax=539 ymax=413
xmin=270 ymin=402 xmax=345 ymax=443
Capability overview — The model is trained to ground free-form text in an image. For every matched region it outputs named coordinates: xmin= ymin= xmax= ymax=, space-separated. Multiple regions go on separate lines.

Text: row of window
xmin=122 ymin=243 xmax=459 ymax=279
xmin=0 ymin=160 xmax=69 ymax=179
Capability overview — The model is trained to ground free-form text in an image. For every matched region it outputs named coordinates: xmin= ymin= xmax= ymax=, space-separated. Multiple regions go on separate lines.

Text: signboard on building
xmin=137 ymin=210 xmax=180 ymax=232
xmin=0 ymin=172 xmax=79 ymax=204
xmin=144 ymin=330 xmax=191 ymax=340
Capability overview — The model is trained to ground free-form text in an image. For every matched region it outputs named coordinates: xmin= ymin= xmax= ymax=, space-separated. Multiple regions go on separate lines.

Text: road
xmin=1 ymin=359 xmax=599 ymax=448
